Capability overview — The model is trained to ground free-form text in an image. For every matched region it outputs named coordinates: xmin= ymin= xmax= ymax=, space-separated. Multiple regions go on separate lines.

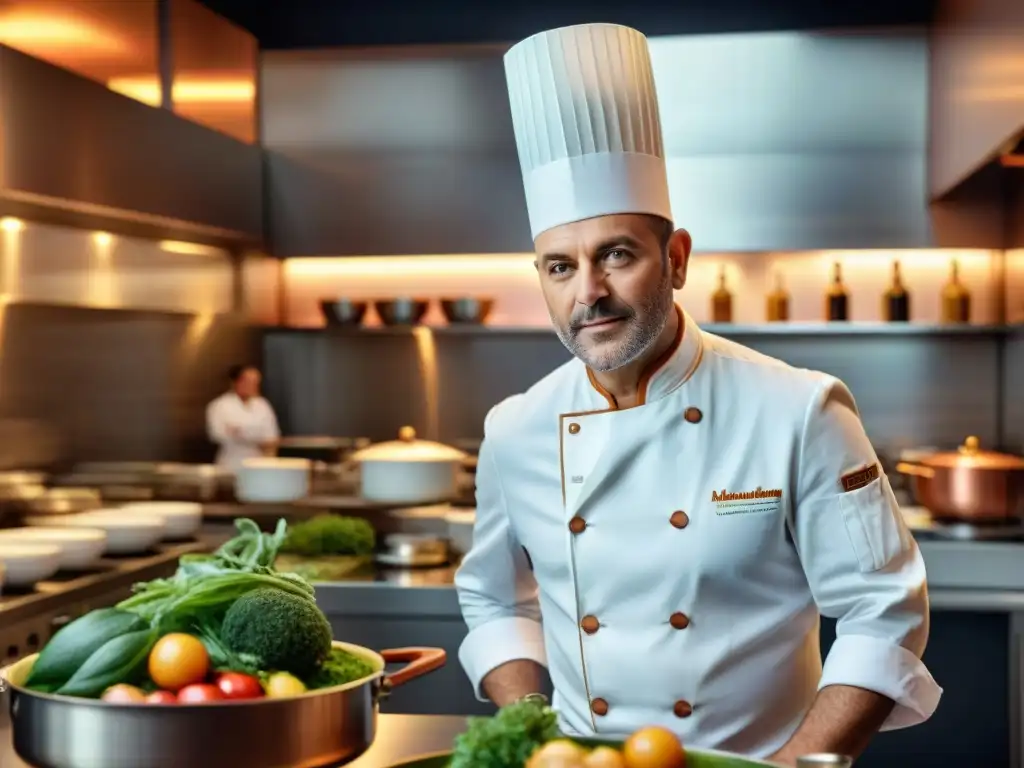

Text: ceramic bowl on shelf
xmin=0 ymin=542 xmax=62 ymax=588
xmin=118 ymin=501 xmax=202 ymax=539
xmin=24 ymin=511 xmax=165 ymax=555
xmin=0 ymin=527 xmax=106 ymax=570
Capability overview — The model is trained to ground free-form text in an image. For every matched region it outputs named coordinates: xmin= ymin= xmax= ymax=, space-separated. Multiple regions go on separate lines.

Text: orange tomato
xmin=526 ymin=740 xmax=588 ymax=768
xmin=147 ymin=633 xmax=210 ymax=692
xmin=622 ymin=727 xmax=686 ymax=768
xmin=100 ymin=684 xmax=146 ymax=703
xmin=584 ymin=746 xmax=628 ymax=768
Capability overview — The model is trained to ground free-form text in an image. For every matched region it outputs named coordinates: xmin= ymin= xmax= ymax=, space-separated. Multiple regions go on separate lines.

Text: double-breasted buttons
xmin=580 ymin=615 xmax=600 ymax=634
xmin=673 ymin=700 xmax=694 ymax=718
xmin=568 ymin=422 xmax=581 ymax=434
xmin=568 ymin=516 xmax=587 ymax=534
xmin=669 ymin=612 xmax=690 ymax=630
xmin=591 ymin=698 xmax=609 ymax=716
xmin=684 ymin=407 xmax=703 ymax=424
xmin=669 ymin=510 xmax=689 ymax=529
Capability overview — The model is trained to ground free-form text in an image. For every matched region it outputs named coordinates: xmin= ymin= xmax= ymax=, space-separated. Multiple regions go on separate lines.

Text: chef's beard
xmin=551 ymin=273 xmax=675 ymax=373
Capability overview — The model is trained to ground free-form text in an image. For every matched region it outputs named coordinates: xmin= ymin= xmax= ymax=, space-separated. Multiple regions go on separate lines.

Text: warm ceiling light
xmin=0 ymin=13 xmax=127 ymax=54
xmin=92 ymin=231 xmax=112 ymax=247
xmin=0 ymin=217 xmax=24 ymax=233
xmin=159 ymin=240 xmax=224 ymax=257
xmin=107 ymin=76 xmax=255 ymax=107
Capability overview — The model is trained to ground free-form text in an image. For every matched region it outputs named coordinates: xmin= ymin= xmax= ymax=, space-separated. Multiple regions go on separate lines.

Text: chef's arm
xmin=205 ymin=402 xmax=235 ymax=445
xmin=454 ymin=413 xmax=547 ymax=706
xmin=773 ymin=379 xmax=942 ymax=763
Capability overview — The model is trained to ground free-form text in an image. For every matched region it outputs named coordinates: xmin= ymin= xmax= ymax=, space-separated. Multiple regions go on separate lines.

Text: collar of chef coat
xmin=584 ymin=304 xmax=704 ymax=410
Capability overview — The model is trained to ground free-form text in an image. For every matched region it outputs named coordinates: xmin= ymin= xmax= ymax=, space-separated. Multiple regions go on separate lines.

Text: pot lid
xmin=919 ymin=436 xmax=1024 ymax=470
xmin=351 ymin=426 xmax=468 ymax=463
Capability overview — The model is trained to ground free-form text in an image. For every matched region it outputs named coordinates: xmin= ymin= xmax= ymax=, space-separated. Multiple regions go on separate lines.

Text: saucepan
xmin=896 ymin=435 xmax=1024 ymax=522
xmin=1 ymin=643 xmax=446 ymax=768
xmin=349 ymin=427 xmax=468 ymax=504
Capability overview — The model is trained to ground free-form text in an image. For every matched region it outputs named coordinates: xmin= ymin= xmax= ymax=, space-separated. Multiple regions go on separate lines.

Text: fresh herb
xmin=304 ymin=647 xmax=375 ymax=689
xmin=450 ymin=700 xmax=561 ymax=768
xmin=280 ymin=515 xmax=376 ymax=557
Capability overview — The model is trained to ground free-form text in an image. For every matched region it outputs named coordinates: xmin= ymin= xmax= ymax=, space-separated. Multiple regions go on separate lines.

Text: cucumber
xmin=25 ymin=608 xmax=148 ymax=690
xmin=56 ymin=628 xmax=159 ymax=698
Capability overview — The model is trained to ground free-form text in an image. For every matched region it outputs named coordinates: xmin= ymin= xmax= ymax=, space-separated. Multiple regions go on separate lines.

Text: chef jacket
xmin=455 ymin=305 xmax=941 ymax=758
xmin=205 ymin=392 xmax=280 ymax=472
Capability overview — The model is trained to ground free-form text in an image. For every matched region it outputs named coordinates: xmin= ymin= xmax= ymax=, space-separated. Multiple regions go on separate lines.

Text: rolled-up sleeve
xmin=794 ymin=378 xmax=942 ymax=730
xmin=454 ymin=407 xmax=546 ymax=701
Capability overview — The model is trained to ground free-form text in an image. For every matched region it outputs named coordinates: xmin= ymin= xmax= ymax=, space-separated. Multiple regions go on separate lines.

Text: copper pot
xmin=896 ymin=436 xmax=1024 ymax=523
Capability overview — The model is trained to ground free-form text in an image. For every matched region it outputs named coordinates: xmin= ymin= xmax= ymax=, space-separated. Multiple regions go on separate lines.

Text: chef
xmin=454 ymin=23 xmax=941 ymax=765
xmin=206 ymin=363 xmax=280 ymax=472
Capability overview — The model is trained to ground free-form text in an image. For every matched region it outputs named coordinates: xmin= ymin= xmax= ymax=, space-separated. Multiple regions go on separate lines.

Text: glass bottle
xmin=766 ymin=271 xmax=789 ymax=322
xmin=883 ymin=259 xmax=910 ymax=322
xmin=824 ymin=261 xmax=849 ymax=322
xmin=941 ymin=258 xmax=971 ymax=323
xmin=711 ymin=264 xmax=733 ymax=323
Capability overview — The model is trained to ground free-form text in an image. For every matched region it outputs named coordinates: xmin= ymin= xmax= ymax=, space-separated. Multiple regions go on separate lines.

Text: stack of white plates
xmin=0 ymin=543 xmax=62 ymax=589
xmin=25 ymin=511 xmax=164 ymax=555
xmin=0 ymin=527 xmax=106 ymax=570
xmin=118 ymin=501 xmax=202 ymax=539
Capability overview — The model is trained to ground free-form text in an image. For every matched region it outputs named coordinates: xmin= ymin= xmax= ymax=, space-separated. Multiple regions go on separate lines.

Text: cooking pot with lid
xmin=895 ymin=436 xmax=1024 ymax=522
xmin=350 ymin=427 xmax=467 ymax=505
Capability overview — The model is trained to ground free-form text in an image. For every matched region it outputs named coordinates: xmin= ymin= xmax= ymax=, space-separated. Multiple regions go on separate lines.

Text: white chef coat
xmin=455 ymin=306 xmax=941 ymax=758
xmin=205 ymin=392 xmax=280 ymax=472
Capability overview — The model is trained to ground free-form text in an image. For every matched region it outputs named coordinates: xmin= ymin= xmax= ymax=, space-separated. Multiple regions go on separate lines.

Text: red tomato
xmin=215 ymin=672 xmax=264 ymax=700
xmin=145 ymin=691 xmax=178 ymax=705
xmin=176 ymin=683 xmax=224 ymax=704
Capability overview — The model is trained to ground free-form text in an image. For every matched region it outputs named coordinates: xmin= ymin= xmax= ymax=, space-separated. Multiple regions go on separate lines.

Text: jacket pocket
xmin=838 ymin=476 xmax=909 ymax=573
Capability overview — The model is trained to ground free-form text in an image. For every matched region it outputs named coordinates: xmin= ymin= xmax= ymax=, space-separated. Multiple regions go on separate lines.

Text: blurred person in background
xmin=206 ymin=364 xmax=279 ymax=471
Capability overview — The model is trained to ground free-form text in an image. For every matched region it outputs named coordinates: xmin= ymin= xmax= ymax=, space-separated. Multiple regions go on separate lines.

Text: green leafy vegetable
xmin=450 ymin=700 xmax=560 ymax=768
xmin=304 ymin=647 xmax=376 ymax=689
xmin=26 ymin=608 xmax=147 ymax=691
xmin=280 ymin=515 xmax=376 ymax=557
xmin=55 ymin=628 xmax=159 ymax=698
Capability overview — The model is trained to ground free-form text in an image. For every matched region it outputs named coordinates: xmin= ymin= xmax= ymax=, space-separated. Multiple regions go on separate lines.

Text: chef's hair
xmin=228 ymin=363 xmax=259 ymax=382
xmin=646 ymin=215 xmax=674 ymax=256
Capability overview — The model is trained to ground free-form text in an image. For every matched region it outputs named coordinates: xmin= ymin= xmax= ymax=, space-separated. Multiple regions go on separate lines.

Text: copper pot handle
xmin=895 ymin=462 xmax=936 ymax=479
xmin=381 ymin=647 xmax=447 ymax=690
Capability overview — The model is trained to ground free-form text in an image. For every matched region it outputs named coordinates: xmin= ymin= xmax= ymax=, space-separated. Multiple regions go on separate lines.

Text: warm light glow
xmin=159 ymin=240 xmax=225 ymax=257
xmin=285 ymin=254 xmax=536 ymax=278
xmin=92 ymin=231 xmax=112 ymax=247
xmin=107 ymin=76 xmax=255 ymax=107
xmin=0 ymin=218 xmax=24 ymax=233
xmin=0 ymin=12 xmax=128 ymax=54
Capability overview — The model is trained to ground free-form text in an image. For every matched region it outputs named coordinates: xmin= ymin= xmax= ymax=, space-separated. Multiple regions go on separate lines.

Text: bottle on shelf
xmin=766 ymin=270 xmax=790 ymax=322
xmin=711 ymin=264 xmax=733 ymax=323
xmin=882 ymin=259 xmax=911 ymax=322
xmin=824 ymin=261 xmax=849 ymax=321
xmin=941 ymin=258 xmax=971 ymax=323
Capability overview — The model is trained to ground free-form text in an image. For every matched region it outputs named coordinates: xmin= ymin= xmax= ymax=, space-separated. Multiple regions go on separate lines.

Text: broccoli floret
xmin=280 ymin=515 xmax=376 ymax=557
xmin=220 ymin=588 xmax=332 ymax=678
xmin=450 ymin=700 xmax=560 ymax=768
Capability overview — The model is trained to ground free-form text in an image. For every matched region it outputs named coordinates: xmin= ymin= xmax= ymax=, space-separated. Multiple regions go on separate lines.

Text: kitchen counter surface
xmin=0 ymin=704 xmax=469 ymax=768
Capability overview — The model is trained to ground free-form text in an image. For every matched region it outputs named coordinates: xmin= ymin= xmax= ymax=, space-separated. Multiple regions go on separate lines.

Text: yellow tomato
xmin=585 ymin=746 xmax=628 ymax=768
xmin=101 ymin=684 xmax=146 ymax=703
xmin=264 ymin=672 xmax=307 ymax=698
xmin=622 ymin=727 xmax=686 ymax=768
xmin=526 ymin=740 xmax=588 ymax=768
xmin=147 ymin=633 xmax=210 ymax=692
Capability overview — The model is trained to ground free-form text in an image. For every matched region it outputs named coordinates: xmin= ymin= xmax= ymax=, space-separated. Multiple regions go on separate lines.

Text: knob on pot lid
xmin=350 ymin=426 xmax=468 ymax=463
xmin=920 ymin=436 xmax=1024 ymax=470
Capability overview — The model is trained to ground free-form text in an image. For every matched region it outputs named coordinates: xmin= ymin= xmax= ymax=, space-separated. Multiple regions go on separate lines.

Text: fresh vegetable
xmin=177 ymin=683 xmax=224 ymax=704
xmin=280 ymin=515 xmax=376 ymax=557
xmin=147 ymin=633 xmax=209 ymax=691
xmin=100 ymin=684 xmax=146 ymax=703
xmin=450 ymin=699 xmax=561 ymax=768
xmin=215 ymin=672 xmax=263 ymax=700
xmin=56 ymin=628 xmax=158 ymax=698
xmin=303 ymin=647 xmax=375 ymax=689
xmin=264 ymin=672 xmax=306 ymax=698
xmin=526 ymin=740 xmax=588 ymax=768
xmin=145 ymin=690 xmax=177 ymax=704
xmin=25 ymin=608 xmax=147 ymax=691
xmin=621 ymin=727 xmax=686 ymax=768
xmin=585 ymin=746 xmax=628 ymax=768
xmin=220 ymin=587 xmax=332 ymax=678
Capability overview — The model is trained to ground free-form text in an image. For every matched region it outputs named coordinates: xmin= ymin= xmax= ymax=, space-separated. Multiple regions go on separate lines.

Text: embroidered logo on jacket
xmin=711 ymin=486 xmax=783 ymax=516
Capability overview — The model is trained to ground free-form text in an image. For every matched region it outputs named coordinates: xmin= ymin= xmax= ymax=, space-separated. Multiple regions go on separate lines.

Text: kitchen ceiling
xmin=199 ymin=0 xmax=938 ymax=48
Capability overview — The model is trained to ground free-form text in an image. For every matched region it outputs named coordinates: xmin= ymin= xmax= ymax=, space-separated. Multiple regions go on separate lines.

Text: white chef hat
xmin=504 ymin=23 xmax=672 ymax=240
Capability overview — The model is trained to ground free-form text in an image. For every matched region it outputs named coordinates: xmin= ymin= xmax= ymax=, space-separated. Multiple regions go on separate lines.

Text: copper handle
xmin=895 ymin=462 xmax=935 ymax=479
xmin=381 ymin=647 xmax=446 ymax=689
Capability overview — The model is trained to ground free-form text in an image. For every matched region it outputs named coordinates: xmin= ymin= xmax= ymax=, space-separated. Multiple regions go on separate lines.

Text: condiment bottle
xmin=941 ymin=258 xmax=971 ymax=323
xmin=824 ymin=261 xmax=849 ymax=321
xmin=711 ymin=264 xmax=733 ymax=323
xmin=766 ymin=270 xmax=790 ymax=322
xmin=882 ymin=259 xmax=910 ymax=322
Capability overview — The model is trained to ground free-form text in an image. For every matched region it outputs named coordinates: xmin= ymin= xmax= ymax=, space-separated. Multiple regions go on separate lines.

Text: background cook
xmin=206 ymin=363 xmax=280 ymax=472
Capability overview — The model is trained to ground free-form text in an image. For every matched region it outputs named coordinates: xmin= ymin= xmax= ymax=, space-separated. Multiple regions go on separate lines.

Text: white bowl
xmin=236 ymin=457 xmax=311 ymax=503
xmin=118 ymin=501 xmax=202 ymax=539
xmin=0 ymin=543 xmax=62 ymax=588
xmin=25 ymin=512 xmax=165 ymax=555
xmin=0 ymin=527 xmax=107 ymax=570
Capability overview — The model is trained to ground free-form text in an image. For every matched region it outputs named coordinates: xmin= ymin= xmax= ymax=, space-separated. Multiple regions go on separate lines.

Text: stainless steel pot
xmin=350 ymin=427 xmax=467 ymax=505
xmin=896 ymin=436 xmax=1024 ymax=522
xmin=2 ymin=643 xmax=445 ymax=768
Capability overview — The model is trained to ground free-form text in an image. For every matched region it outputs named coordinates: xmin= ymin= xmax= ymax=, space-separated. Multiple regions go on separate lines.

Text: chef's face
xmin=535 ymin=214 xmax=691 ymax=372
xmin=234 ymin=368 xmax=261 ymax=400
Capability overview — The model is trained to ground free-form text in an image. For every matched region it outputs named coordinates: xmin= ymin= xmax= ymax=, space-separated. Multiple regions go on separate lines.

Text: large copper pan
xmin=896 ymin=436 xmax=1024 ymax=523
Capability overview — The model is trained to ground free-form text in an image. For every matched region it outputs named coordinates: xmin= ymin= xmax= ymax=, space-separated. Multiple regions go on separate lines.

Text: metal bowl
xmin=320 ymin=299 xmax=368 ymax=327
xmin=374 ymin=298 xmax=430 ymax=326
xmin=2 ymin=642 xmax=446 ymax=768
xmin=440 ymin=298 xmax=494 ymax=324
xmin=26 ymin=488 xmax=102 ymax=515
